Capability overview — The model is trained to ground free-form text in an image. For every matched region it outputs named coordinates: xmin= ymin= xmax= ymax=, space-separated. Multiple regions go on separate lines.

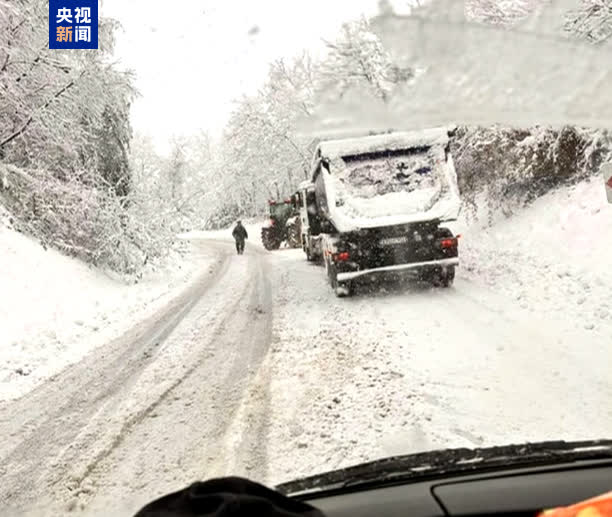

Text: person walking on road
xmin=232 ymin=220 xmax=248 ymax=255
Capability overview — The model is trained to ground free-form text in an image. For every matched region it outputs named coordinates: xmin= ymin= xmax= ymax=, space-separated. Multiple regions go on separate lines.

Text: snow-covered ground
xmin=263 ymin=176 xmax=612 ymax=485
xmin=0 ymin=228 xmax=217 ymax=402
xmin=0 ymin=235 xmax=273 ymax=516
xmin=459 ymin=176 xmax=612 ymax=332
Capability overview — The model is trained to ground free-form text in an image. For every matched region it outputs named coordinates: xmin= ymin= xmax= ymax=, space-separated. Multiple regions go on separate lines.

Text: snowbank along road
xmin=2 ymin=179 xmax=612 ymax=515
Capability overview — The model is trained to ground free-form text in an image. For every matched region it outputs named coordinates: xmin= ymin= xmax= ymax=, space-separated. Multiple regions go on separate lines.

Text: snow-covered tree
xmin=465 ymin=0 xmax=536 ymax=25
xmin=0 ymin=0 xmax=142 ymax=273
xmin=211 ymin=22 xmax=415 ymax=227
xmin=318 ymin=18 xmax=412 ymax=103
xmin=0 ymin=1 xmax=134 ymax=186
xmin=209 ymin=52 xmax=319 ymax=226
xmin=565 ymin=0 xmax=612 ymax=43
xmin=166 ymin=140 xmax=188 ymax=208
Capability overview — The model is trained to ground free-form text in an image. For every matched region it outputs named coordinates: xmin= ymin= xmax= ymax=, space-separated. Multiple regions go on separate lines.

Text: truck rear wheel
xmin=329 ymin=265 xmax=353 ymax=297
xmin=287 ymin=221 xmax=300 ymax=248
xmin=431 ymin=266 xmax=455 ymax=287
xmin=335 ymin=281 xmax=353 ymax=297
xmin=442 ymin=266 xmax=455 ymax=287
xmin=305 ymin=235 xmax=316 ymax=261
xmin=306 ymin=245 xmax=315 ymax=261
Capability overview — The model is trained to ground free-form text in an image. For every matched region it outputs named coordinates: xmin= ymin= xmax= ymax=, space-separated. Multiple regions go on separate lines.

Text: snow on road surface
xmin=181 ymin=220 xmax=263 ymax=246
xmin=0 ymin=227 xmax=216 ymax=402
xmin=0 ymin=238 xmax=274 ymax=516
xmin=0 ymin=178 xmax=611 ymax=515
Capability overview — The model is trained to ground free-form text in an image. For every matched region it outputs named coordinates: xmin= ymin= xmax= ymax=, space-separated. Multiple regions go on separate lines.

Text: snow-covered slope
xmin=0 ymin=228 xmax=216 ymax=402
xmin=459 ymin=176 xmax=612 ymax=332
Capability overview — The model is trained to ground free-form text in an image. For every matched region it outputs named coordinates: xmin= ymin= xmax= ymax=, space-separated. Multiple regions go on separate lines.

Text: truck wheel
xmin=432 ymin=266 xmax=455 ymax=287
xmin=328 ymin=262 xmax=335 ymax=285
xmin=306 ymin=237 xmax=316 ymax=261
xmin=335 ymin=281 xmax=353 ymax=297
xmin=441 ymin=266 xmax=456 ymax=287
xmin=306 ymin=245 xmax=315 ymax=261
xmin=287 ymin=223 xmax=300 ymax=248
xmin=330 ymin=266 xmax=353 ymax=297
xmin=261 ymin=228 xmax=281 ymax=250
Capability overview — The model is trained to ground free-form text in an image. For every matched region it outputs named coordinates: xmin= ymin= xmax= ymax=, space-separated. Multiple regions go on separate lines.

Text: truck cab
xmin=295 ymin=181 xmax=324 ymax=261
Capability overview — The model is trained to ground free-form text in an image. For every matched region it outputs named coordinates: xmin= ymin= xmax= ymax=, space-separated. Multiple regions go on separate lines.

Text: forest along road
xmin=0 ymin=238 xmax=273 ymax=516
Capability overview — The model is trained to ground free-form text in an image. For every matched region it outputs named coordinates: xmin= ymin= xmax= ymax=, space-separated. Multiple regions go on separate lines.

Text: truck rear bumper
xmin=337 ymin=257 xmax=459 ymax=282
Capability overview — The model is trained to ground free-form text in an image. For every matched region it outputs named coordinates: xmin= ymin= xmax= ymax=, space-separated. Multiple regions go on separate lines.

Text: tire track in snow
xmin=69 ymin=244 xmax=274 ymax=516
xmin=206 ymin=246 xmax=273 ymax=481
xmin=0 ymin=241 xmax=235 ymax=512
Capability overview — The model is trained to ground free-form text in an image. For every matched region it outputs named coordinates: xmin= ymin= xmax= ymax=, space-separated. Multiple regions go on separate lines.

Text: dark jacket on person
xmin=232 ymin=223 xmax=248 ymax=242
xmin=133 ymin=477 xmax=325 ymax=516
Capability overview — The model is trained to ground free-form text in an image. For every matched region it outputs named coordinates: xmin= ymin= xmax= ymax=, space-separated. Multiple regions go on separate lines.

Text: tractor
xmin=261 ymin=197 xmax=301 ymax=250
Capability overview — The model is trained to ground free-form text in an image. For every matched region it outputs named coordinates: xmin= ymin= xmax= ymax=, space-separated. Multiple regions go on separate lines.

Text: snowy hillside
xmin=460 ymin=176 xmax=612 ymax=332
xmin=0 ymin=227 xmax=216 ymax=402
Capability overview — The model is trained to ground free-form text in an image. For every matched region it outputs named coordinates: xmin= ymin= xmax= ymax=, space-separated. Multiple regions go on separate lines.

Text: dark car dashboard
xmin=279 ymin=441 xmax=612 ymax=517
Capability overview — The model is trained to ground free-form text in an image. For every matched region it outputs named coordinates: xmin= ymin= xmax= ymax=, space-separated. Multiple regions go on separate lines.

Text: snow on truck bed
xmin=316 ymin=128 xmax=461 ymax=231
xmin=317 ymin=127 xmax=452 ymax=159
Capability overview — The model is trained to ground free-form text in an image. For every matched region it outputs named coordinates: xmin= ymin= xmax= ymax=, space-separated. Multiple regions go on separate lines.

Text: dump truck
xmin=305 ymin=127 xmax=462 ymax=296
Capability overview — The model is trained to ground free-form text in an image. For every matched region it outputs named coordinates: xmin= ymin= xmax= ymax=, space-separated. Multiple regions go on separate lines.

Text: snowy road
xmin=1 ymin=195 xmax=611 ymax=515
xmin=264 ymin=248 xmax=612 ymax=486
xmin=0 ymin=239 xmax=274 ymax=516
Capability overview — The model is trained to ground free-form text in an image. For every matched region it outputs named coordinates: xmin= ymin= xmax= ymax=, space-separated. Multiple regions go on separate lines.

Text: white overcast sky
xmin=100 ymin=0 xmax=396 ymax=152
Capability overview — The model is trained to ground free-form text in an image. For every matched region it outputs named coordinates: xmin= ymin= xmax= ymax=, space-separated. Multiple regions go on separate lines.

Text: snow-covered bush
xmin=453 ymin=125 xmax=612 ymax=222
xmin=0 ymin=163 xmax=177 ymax=273
xmin=204 ymin=203 xmax=243 ymax=230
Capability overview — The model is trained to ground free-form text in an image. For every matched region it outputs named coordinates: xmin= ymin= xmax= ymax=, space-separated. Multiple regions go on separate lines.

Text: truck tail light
xmin=333 ymin=252 xmax=350 ymax=262
xmin=440 ymin=237 xmax=457 ymax=249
